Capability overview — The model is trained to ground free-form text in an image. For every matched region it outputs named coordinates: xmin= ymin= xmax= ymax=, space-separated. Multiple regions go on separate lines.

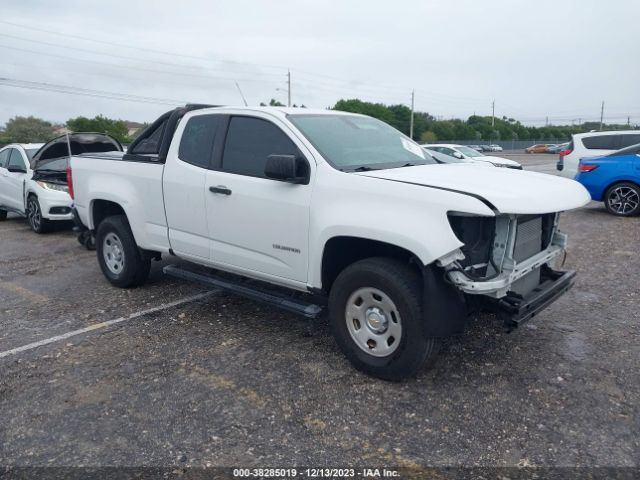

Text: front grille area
xmin=511 ymin=214 xmax=554 ymax=296
xmin=513 ymin=216 xmax=544 ymax=262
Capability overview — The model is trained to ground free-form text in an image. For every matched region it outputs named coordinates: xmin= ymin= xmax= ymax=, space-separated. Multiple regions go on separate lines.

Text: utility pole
xmin=599 ymin=100 xmax=604 ymax=131
xmin=491 ymin=100 xmax=495 ymax=127
xmin=627 ymin=116 xmax=631 ymax=128
xmin=545 ymin=116 xmax=548 ymax=126
xmin=287 ymin=69 xmax=291 ymax=107
xmin=409 ymin=89 xmax=415 ymax=139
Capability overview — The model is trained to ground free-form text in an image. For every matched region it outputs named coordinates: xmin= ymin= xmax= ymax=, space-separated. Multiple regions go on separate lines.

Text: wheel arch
xmin=90 ymin=199 xmax=128 ymax=231
xmin=604 ymin=178 xmax=640 ymax=196
xmin=320 ymin=235 xmax=468 ymax=338
xmin=320 ymin=236 xmax=422 ymax=294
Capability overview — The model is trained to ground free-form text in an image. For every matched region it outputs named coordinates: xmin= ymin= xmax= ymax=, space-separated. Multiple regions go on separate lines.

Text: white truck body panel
xmin=73 ymin=161 xmax=169 ymax=253
xmin=71 ymin=106 xmax=590 ymax=293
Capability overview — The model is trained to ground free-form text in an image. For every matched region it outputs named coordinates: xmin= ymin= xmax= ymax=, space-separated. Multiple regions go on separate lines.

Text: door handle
xmin=209 ymin=185 xmax=232 ymax=195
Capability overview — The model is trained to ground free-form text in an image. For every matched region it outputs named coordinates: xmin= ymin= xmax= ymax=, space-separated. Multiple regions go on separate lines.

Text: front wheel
xmin=27 ymin=196 xmax=51 ymax=233
xmin=96 ymin=215 xmax=150 ymax=288
xmin=0 ymin=209 xmax=7 ymax=221
xmin=604 ymin=182 xmax=640 ymax=216
xmin=328 ymin=257 xmax=438 ymax=381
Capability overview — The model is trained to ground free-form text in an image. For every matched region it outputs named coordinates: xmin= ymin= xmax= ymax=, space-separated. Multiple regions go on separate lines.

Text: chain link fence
xmin=441 ymin=139 xmax=570 ymax=151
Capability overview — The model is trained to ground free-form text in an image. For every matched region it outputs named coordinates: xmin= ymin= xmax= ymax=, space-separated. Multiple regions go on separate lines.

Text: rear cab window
xmin=178 ymin=114 xmax=221 ymax=169
xmin=130 ymin=120 xmax=167 ymax=156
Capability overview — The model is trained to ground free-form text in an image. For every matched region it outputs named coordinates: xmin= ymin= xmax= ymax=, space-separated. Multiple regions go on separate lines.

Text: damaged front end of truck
xmin=437 ymin=212 xmax=576 ymax=328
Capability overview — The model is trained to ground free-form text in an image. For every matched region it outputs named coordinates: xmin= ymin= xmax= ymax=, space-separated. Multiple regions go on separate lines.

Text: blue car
xmin=575 ymin=142 xmax=640 ymax=216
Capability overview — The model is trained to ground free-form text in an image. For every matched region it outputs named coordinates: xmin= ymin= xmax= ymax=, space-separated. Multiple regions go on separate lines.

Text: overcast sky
xmin=1 ymin=0 xmax=639 ymax=127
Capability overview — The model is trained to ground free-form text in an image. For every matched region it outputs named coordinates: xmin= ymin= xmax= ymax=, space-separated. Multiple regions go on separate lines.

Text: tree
xmin=3 ymin=116 xmax=53 ymax=143
xmin=259 ymin=99 xmax=286 ymax=107
xmin=66 ymin=115 xmax=129 ymax=143
xmin=420 ymin=131 xmax=437 ymax=143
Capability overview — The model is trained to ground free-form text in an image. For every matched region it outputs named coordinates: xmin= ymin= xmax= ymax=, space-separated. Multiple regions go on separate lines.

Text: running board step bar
xmin=163 ymin=265 xmax=323 ymax=319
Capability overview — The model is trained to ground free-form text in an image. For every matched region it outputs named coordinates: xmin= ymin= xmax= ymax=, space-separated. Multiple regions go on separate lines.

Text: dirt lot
xmin=0 ymin=157 xmax=638 ymax=471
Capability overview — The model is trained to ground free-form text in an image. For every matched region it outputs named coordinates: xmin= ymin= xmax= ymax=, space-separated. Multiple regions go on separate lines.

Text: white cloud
xmin=1 ymin=0 xmax=639 ymax=126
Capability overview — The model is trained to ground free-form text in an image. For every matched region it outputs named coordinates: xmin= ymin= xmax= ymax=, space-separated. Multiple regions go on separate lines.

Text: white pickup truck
xmin=70 ymin=105 xmax=590 ymax=380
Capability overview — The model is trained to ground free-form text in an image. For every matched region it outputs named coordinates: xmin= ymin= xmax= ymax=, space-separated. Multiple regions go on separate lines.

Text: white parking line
xmin=0 ymin=290 xmax=216 ymax=359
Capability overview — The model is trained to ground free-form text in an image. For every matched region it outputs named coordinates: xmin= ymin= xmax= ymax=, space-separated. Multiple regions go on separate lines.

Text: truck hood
xmin=357 ymin=164 xmax=591 ymax=214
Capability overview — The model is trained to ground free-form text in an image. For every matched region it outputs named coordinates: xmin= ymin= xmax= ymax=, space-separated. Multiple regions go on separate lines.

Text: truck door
xmin=205 ymin=114 xmax=313 ymax=286
xmin=163 ymin=114 xmax=223 ymax=261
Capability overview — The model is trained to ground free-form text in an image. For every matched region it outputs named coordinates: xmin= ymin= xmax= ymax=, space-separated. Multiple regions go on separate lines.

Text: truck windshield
xmin=288 ymin=114 xmax=436 ymax=171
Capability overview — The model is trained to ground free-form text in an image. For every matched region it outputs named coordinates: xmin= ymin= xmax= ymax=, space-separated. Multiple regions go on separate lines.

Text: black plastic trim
xmin=422 ymin=264 xmax=468 ymax=337
xmin=495 ymin=268 xmax=576 ymax=325
xmin=163 ymin=264 xmax=323 ymax=318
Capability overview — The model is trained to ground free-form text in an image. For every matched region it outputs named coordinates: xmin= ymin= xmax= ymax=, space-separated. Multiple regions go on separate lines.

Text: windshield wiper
xmin=348 ymin=166 xmax=378 ymax=172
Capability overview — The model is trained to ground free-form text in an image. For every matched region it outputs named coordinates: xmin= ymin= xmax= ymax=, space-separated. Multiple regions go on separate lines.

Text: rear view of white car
xmin=557 ymin=130 xmax=640 ymax=179
xmin=422 ymin=144 xmax=522 ymax=169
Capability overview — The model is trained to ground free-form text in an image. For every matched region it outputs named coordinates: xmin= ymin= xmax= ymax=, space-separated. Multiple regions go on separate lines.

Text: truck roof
xmin=193 ymin=106 xmax=363 ymax=118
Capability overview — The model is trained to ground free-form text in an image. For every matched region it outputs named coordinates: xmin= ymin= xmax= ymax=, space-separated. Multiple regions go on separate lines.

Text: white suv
xmin=557 ymin=130 xmax=640 ymax=179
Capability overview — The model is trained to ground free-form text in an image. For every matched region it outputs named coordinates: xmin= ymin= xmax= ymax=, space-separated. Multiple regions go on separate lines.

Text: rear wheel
xmin=0 ymin=209 xmax=6 ymax=221
xmin=96 ymin=215 xmax=150 ymax=288
xmin=27 ymin=196 xmax=51 ymax=233
xmin=604 ymin=182 xmax=640 ymax=216
xmin=328 ymin=257 xmax=438 ymax=381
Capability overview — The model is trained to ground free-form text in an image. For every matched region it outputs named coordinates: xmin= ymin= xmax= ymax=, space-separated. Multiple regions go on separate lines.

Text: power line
xmin=0 ymin=19 xmax=495 ymax=106
xmin=0 ymin=77 xmax=189 ymax=106
xmin=0 ymin=20 xmax=288 ymax=72
xmin=0 ymin=31 xmax=285 ymax=78
xmin=0 ymin=43 xmax=285 ymax=86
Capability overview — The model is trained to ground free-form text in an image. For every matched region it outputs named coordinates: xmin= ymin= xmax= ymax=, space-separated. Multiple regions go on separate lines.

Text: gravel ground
xmin=0 ymin=156 xmax=638 ymax=473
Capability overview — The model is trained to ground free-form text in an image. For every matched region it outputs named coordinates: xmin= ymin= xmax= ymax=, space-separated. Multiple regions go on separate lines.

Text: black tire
xmin=328 ymin=257 xmax=438 ymax=381
xmin=0 ymin=209 xmax=7 ymax=221
xmin=604 ymin=182 xmax=640 ymax=217
xmin=96 ymin=215 xmax=150 ymax=288
xmin=26 ymin=196 xmax=51 ymax=233
xmin=77 ymin=231 xmax=96 ymax=250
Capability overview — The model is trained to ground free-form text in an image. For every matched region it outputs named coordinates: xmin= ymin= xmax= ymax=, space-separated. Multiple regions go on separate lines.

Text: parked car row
xmin=525 ymin=143 xmax=559 ymax=154
xmin=468 ymin=144 xmax=503 ymax=152
xmin=422 ymin=144 xmax=522 ymax=169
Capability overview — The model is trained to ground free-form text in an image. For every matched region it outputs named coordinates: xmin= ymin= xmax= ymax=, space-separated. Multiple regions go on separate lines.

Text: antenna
xmin=235 ymin=82 xmax=248 ymax=106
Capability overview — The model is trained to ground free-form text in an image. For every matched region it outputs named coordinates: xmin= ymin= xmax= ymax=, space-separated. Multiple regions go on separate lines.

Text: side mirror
xmin=7 ymin=165 xmax=27 ymax=173
xmin=453 ymin=152 xmax=464 ymax=159
xmin=265 ymin=154 xmax=309 ymax=184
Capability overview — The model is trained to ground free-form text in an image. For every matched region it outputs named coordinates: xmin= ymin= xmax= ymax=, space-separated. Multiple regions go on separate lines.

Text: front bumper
xmin=37 ymin=192 xmax=73 ymax=221
xmin=491 ymin=268 xmax=576 ymax=325
xmin=446 ymin=242 xmax=565 ymax=298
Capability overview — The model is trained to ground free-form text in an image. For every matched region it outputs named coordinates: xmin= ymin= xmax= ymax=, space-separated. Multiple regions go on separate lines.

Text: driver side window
xmin=221 ymin=116 xmax=300 ymax=178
